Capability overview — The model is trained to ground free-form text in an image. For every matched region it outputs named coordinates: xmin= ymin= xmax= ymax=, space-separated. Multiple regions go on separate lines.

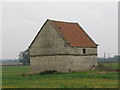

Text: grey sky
xmin=2 ymin=2 xmax=118 ymax=59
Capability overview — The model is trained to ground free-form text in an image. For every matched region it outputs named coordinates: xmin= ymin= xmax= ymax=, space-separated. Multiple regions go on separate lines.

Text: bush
xmin=40 ymin=70 xmax=57 ymax=75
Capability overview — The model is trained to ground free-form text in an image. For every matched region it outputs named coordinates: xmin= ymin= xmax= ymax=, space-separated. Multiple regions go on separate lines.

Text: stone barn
xmin=29 ymin=19 xmax=98 ymax=74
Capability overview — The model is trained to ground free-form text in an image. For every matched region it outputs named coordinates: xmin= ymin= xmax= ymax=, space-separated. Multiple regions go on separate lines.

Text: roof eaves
xmin=76 ymin=23 xmax=98 ymax=47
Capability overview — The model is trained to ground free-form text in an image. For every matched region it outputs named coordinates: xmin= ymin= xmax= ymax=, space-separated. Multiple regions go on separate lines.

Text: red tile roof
xmin=50 ymin=20 xmax=97 ymax=48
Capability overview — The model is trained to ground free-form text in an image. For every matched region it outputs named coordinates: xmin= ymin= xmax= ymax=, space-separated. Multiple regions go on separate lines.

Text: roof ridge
xmin=47 ymin=19 xmax=78 ymax=24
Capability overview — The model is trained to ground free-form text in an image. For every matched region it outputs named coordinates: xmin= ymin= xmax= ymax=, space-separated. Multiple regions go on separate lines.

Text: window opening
xmin=83 ymin=48 xmax=86 ymax=54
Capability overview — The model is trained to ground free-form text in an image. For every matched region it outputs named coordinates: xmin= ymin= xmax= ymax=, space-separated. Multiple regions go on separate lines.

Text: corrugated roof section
xmin=50 ymin=20 xmax=97 ymax=48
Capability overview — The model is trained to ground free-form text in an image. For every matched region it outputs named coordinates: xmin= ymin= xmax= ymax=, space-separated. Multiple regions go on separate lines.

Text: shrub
xmin=40 ymin=70 xmax=57 ymax=75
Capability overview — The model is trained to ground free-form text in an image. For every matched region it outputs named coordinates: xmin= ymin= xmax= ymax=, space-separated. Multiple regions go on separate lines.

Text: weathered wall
xmin=30 ymin=55 xmax=97 ymax=74
xmin=30 ymin=20 xmax=68 ymax=55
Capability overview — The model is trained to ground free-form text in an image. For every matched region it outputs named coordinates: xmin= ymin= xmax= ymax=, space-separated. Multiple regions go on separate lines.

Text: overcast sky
xmin=2 ymin=2 xmax=118 ymax=59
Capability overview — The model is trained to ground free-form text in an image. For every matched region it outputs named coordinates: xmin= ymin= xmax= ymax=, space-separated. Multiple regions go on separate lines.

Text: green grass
xmin=99 ymin=62 xmax=119 ymax=69
xmin=2 ymin=65 xmax=119 ymax=88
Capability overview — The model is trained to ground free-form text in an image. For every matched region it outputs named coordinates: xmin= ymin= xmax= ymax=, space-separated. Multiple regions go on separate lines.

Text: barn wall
xmin=30 ymin=55 xmax=97 ymax=74
xmin=67 ymin=47 xmax=97 ymax=55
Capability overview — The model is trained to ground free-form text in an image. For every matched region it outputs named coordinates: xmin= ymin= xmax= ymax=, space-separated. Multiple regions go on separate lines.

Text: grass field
xmin=99 ymin=62 xmax=119 ymax=70
xmin=2 ymin=63 xmax=119 ymax=88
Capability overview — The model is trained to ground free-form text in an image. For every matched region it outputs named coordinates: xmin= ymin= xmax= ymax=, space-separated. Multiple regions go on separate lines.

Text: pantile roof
xmin=50 ymin=20 xmax=97 ymax=47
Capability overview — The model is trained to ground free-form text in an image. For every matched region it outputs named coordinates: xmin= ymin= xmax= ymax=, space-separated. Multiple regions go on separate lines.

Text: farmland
xmin=99 ymin=62 xmax=119 ymax=70
xmin=2 ymin=63 xmax=119 ymax=88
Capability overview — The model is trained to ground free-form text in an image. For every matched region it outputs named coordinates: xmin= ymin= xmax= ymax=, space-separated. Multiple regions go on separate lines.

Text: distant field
xmin=99 ymin=62 xmax=119 ymax=70
xmin=2 ymin=63 xmax=119 ymax=88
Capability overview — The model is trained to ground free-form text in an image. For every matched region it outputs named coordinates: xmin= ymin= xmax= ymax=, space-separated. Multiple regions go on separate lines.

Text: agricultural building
xmin=29 ymin=19 xmax=98 ymax=74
